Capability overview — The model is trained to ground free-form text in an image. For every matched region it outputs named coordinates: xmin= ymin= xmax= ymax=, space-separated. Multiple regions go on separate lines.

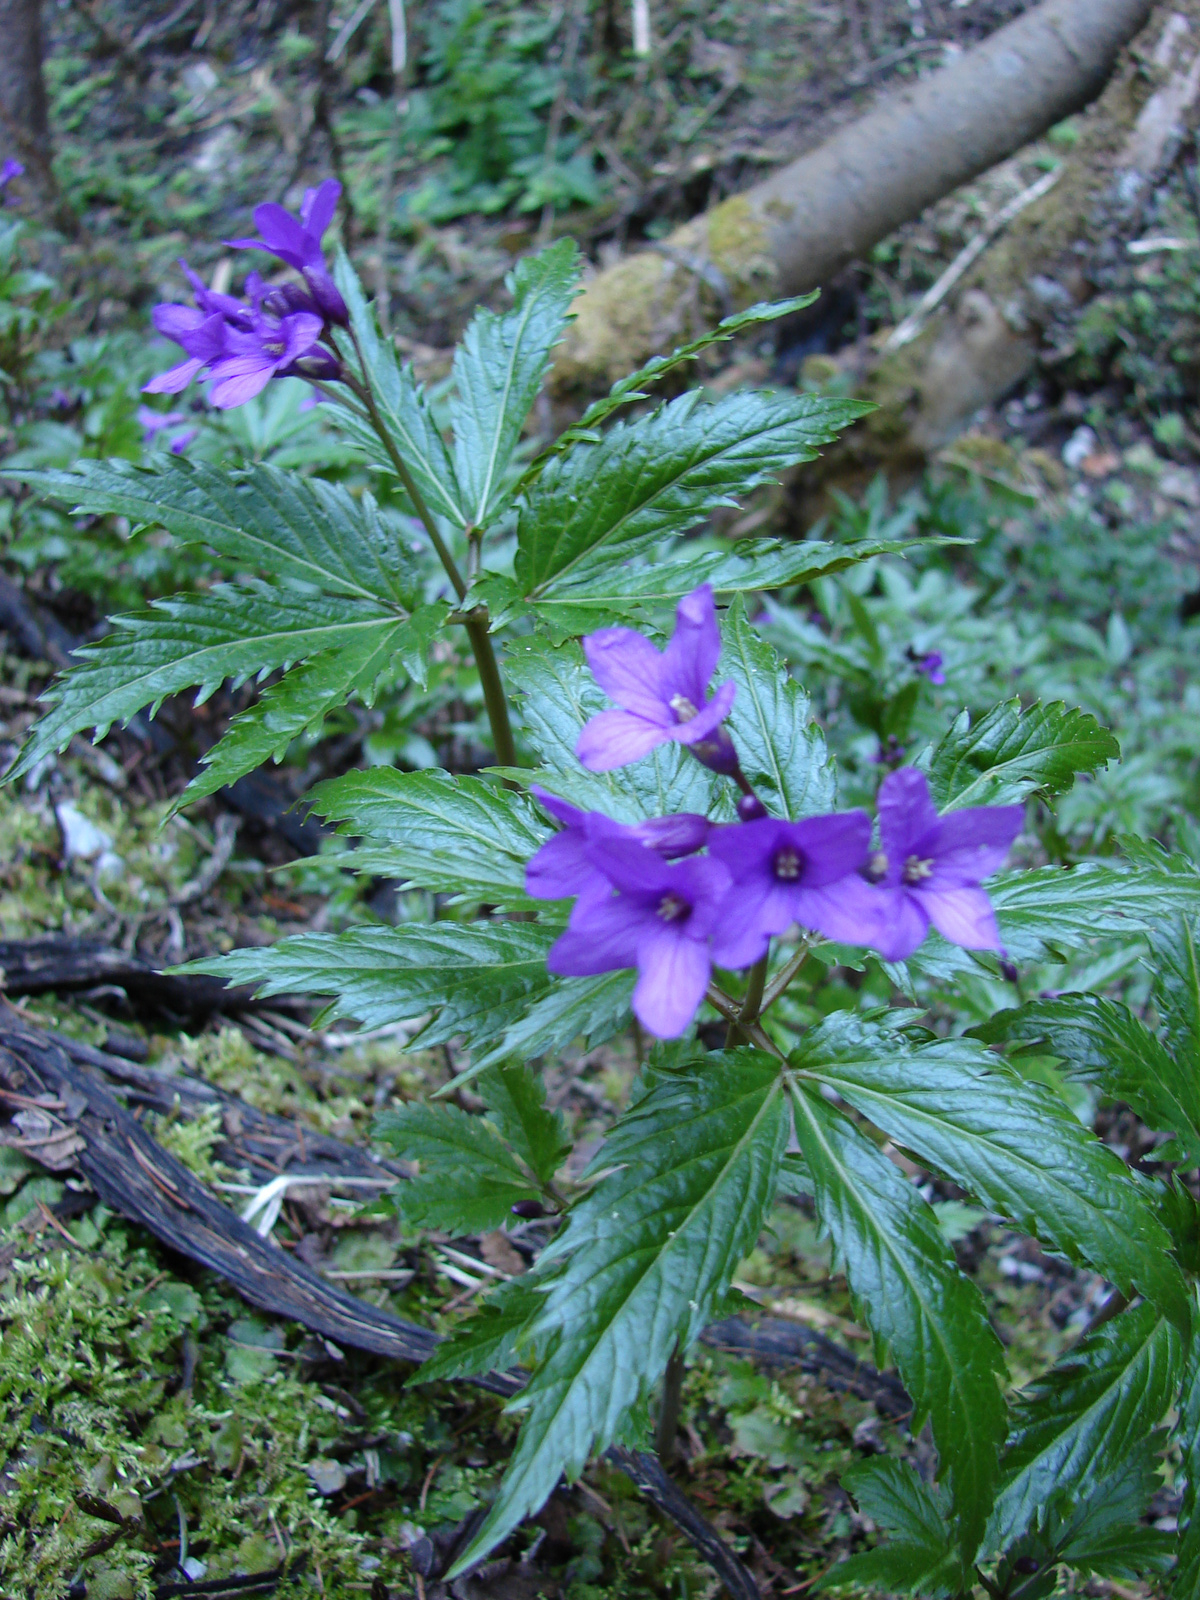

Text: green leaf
xmin=452 ymin=239 xmax=579 ymax=525
xmin=9 ymin=585 xmax=401 ymax=781
xmin=1173 ymin=1301 xmax=1200 ymax=1599
xmin=1049 ymin=1438 xmax=1174 ymax=1579
xmin=925 ymin=699 xmax=1119 ymax=810
xmin=185 ymin=921 xmax=556 ymax=1051
xmin=506 ymin=635 xmax=718 ymax=822
xmin=307 ymin=767 xmax=548 ymax=904
xmin=986 ymin=1301 xmax=1183 ymax=1551
xmin=414 ymin=1274 xmax=548 ymax=1385
xmin=177 ymin=603 xmax=448 ymax=808
xmin=792 ymin=1013 xmax=1192 ymax=1330
xmin=12 ymin=458 xmax=419 ymax=605
xmin=820 ymin=1459 xmax=961 ymax=1596
xmin=451 ymin=1048 xmax=788 ymax=1575
xmin=720 ymin=594 xmax=835 ymax=819
xmin=374 ymin=1100 xmax=539 ymax=1232
xmin=332 ymin=245 xmax=468 ymax=529
xmin=468 ymin=971 xmax=635 ymax=1078
xmin=1149 ymin=915 xmax=1200 ymax=1077
xmin=787 ymin=1079 xmax=1007 ymax=1556
xmin=478 ymin=1063 xmax=570 ymax=1185
xmin=522 ymin=532 xmax=912 ymax=636
xmin=906 ymin=856 xmax=1200 ymax=984
xmin=514 ymin=390 xmax=873 ymax=596
xmin=974 ymin=995 xmax=1200 ymax=1166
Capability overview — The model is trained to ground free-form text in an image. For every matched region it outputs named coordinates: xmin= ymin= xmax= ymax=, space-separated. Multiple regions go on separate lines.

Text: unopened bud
xmin=1000 ymin=958 xmax=1019 ymax=984
xmin=736 ymin=793 xmax=767 ymax=822
xmin=510 ymin=1199 xmax=546 ymax=1218
xmin=289 ymin=350 xmax=343 ymax=381
xmin=688 ymin=724 xmax=740 ymax=777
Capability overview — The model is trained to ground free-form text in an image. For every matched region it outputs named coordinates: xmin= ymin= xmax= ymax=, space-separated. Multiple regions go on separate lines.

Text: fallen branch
xmin=0 ymin=937 xmax=259 ymax=1021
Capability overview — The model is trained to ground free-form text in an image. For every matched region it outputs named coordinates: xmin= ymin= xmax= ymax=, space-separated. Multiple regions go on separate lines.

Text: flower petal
xmin=634 ymin=812 xmax=710 ymax=858
xmin=633 ymin=928 xmax=711 ymax=1037
xmin=207 ymin=357 xmax=274 ymax=408
xmin=280 ymin=311 xmax=324 ymax=363
xmin=672 ymin=680 xmax=737 ymax=745
xmin=660 ymin=584 xmax=720 ymax=709
xmin=918 ymin=885 xmax=1003 ymax=950
xmin=548 ymin=896 xmax=643 ymax=976
xmin=862 ymin=885 xmax=929 ymax=961
xmin=788 ymin=811 xmax=873 ymax=887
xmin=529 ymin=785 xmax=584 ymax=829
xmin=793 ymin=874 xmax=889 ymax=948
xmin=709 ymin=876 xmax=786 ymax=969
xmin=877 ymin=767 xmax=940 ymax=861
xmin=576 ymin=708 xmax=668 ymax=771
xmin=582 ymin=626 xmax=669 ymax=721
xmin=929 ymin=806 xmax=1023 ymax=886
xmin=300 ymin=179 xmax=341 ymax=240
xmin=251 ymin=202 xmax=315 ymax=265
xmin=143 ymin=357 xmax=204 ymax=395
xmin=525 ymin=831 xmax=596 ymax=900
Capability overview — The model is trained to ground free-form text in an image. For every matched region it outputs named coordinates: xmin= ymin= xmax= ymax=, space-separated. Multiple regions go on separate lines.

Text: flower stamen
xmin=656 ymin=892 xmax=691 ymax=923
xmin=903 ymin=854 xmax=934 ymax=884
xmin=772 ymin=847 xmax=805 ymax=882
xmin=669 ymin=694 xmax=699 ymax=723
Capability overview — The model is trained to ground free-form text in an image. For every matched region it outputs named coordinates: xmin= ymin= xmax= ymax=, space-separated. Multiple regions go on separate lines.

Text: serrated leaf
xmin=1173 ymin=1303 xmax=1200 ymax=1599
xmin=452 ymin=239 xmax=579 ymax=525
xmin=184 ymin=921 xmax=556 ymax=1051
xmin=974 ymin=995 xmax=1200 ymax=1166
xmin=925 ymin=699 xmax=1119 ymax=811
xmin=374 ymin=1101 xmax=539 ymax=1232
xmin=720 ymin=594 xmax=835 ymax=819
xmin=451 ymin=1049 xmax=788 ymax=1574
xmin=506 ymin=635 xmax=718 ymax=822
xmin=986 ymin=1301 xmax=1182 ymax=1551
xmin=515 ymin=389 xmax=873 ymax=596
xmin=10 ymin=585 xmax=402 ymax=781
xmin=1150 ymin=915 xmax=1200 ymax=1077
xmin=478 ymin=1063 xmax=570 ymax=1185
xmin=307 ymin=767 xmax=548 ymax=904
xmin=469 ymin=970 xmax=635 ymax=1077
xmin=820 ymin=1459 xmax=960 ymax=1597
xmin=177 ymin=602 xmax=447 ymax=809
xmin=792 ymin=1013 xmax=1191 ymax=1330
xmin=332 ymin=245 xmax=468 ymax=529
xmin=524 ymin=532 xmax=911 ymax=634
xmin=905 ymin=856 xmax=1200 ymax=984
xmin=787 ymin=1079 xmax=1007 ymax=1556
xmin=413 ymin=1274 xmax=548 ymax=1384
xmin=12 ymin=458 xmax=419 ymax=605
xmin=1049 ymin=1437 xmax=1173 ymax=1579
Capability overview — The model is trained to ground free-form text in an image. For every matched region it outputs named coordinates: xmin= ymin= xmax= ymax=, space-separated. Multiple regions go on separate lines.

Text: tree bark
xmin=551 ymin=0 xmax=1154 ymax=395
xmin=0 ymin=0 xmax=50 ymax=184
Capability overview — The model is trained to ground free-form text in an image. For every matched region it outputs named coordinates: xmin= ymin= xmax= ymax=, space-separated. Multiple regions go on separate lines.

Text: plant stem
xmin=725 ymin=954 xmax=768 ymax=1046
xmin=655 ymin=1344 xmax=686 ymax=1466
xmin=705 ymin=982 xmax=784 ymax=1061
xmin=347 ymin=361 xmax=518 ymax=768
xmin=760 ymin=940 xmax=811 ymax=1014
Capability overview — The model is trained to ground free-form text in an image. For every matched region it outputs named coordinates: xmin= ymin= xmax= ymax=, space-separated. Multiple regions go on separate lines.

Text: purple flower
xmin=548 ymin=833 xmax=734 ymax=1038
xmin=205 ymin=309 xmax=325 ymax=408
xmin=912 ymin=649 xmax=946 ymax=686
xmin=526 ymin=786 xmax=709 ymax=903
xmin=228 ymin=179 xmax=348 ymax=325
xmin=0 ymin=158 xmax=23 ymax=200
xmin=576 ymin=585 xmax=737 ymax=772
xmin=707 ymin=812 xmax=878 ymax=966
xmin=169 ymin=428 xmax=198 ymax=455
xmin=137 ymin=405 xmax=186 ymax=442
xmin=142 ymin=306 xmax=228 ymax=395
xmin=864 ymin=768 xmax=1022 ymax=960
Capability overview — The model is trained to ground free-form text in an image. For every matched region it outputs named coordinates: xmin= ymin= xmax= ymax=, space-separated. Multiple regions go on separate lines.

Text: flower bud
xmin=687 ymin=723 xmax=740 ymax=777
xmin=510 ymin=1199 xmax=546 ymax=1218
xmin=736 ymin=793 xmax=767 ymax=822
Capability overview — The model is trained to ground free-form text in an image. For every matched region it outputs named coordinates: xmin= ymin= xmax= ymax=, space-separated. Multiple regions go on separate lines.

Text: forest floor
xmin=2 ymin=1 xmax=1200 ymax=1597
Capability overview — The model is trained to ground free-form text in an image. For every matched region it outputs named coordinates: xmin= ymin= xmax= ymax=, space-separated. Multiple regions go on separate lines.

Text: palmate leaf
xmin=332 ymin=246 xmax=468 ymax=529
xmin=10 ymin=458 xmax=419 ymax=605
xmin=519 ymin=531 xmax=915 ymax=638
xmin=905 ymin=855 xmax=1200 ymax=984
xmin=9 ymin=584 xmax=405 ymax=781
xmin=925 ymin=698 xmax=1119 ymax=810
xmin=450 ymin=1049 xmax=788 ymax=1574
xmin=1150 ymin=915 xmax=1200 ymax=1076
xmin=720 ymin=595 xmax=835 ymax=819
xmin=451 ymin=239 xmax=579 ymax=525
xmin=469 ymin=970 xmax=635 ymax=1076
xmin=787 ymin=1079 xmax=1007 ymax=1557
xmin=985 ymin=1300 xmax=1183 ymax=1552
xmin=821 ymin=1459 xmax=961 ymax=1596
xmin=1048 ymin=1438 xmax=1174 ymax=1580
xmin=792 ymin=1013 xmax=1191 ymax=1329
xmin=974 ymin=994 xmax=1200 ymax=1166
xmin=514 ymin=389 xmax=873 ymax=597
xmin=307 ymin=767 xmax=549 ymax=904
xmin=177 ymin=602 xmax=448 ymax=808
xmin=504 ymin=635 xmax=719 ymax=822
xmin=477 ymin=1063 xmax=570 ymax=1185
xmin=373 ymin=1101 xmax=540 ymax=1233
xmin=1172 ymin=1303 xmax=1200 ymax=1599
xmin=186 ymin=921 xmax=556 ymax=1051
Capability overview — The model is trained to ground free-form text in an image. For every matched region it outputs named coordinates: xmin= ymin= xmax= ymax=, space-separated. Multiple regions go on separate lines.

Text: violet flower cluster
xmin=525 ymin=586 xmax=1022 ymax=1038
xmin=144 ymin=180 xmax=346 ymax=410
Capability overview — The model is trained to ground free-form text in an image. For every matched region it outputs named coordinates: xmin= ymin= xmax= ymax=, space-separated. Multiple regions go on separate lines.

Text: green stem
xmin=655 ymin=1344 xmax=686 ymax=1466
xmin=346 ymin=359 xmax=518 ymax=769
xmin=725 ymin=954 xmax=768 ymax=1047
xmin=760 ymin=940 xmax=811 ymax=1015
xmin=706 ymin=982 xmax=784 ymax=1061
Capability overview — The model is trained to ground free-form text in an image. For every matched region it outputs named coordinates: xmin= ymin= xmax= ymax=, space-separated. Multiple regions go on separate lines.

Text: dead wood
xmin=0 ymin=936 xmax=262 ymax=1021
xmin=552 ymin=0 xmax=1153 ymax=395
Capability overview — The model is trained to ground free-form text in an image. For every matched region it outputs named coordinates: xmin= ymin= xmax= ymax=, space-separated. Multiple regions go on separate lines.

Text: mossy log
xmin=552 ymin=0 xmax=1153 ymax=396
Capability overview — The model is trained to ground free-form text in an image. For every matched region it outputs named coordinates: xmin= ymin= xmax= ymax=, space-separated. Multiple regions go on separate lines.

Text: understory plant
xmin=9 ymin=181 xmax=1200 ymax=1596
